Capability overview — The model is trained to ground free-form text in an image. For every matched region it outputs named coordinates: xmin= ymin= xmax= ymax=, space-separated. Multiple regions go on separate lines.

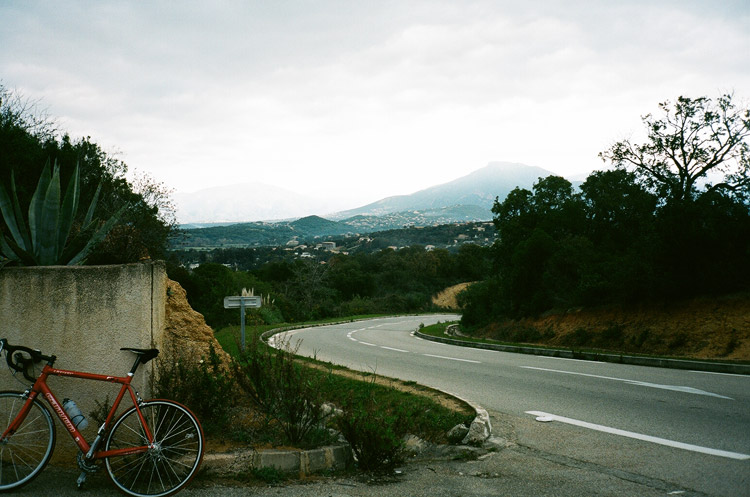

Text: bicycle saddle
xmin=120 ymin=348 xmax=159 ymax=364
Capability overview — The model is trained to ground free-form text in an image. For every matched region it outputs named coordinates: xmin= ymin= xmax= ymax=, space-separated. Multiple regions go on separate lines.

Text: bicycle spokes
xmin=105 ymin=401 xmax=203 ymax=497
xmin=0 ymin=393 xmax=56 ymax=491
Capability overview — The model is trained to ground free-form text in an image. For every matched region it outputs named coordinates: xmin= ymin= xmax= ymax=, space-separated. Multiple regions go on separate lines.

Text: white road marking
xmin=423 ymin=354 xmax=481 ymax=364
xmin=521 ymin=366 xmax=733 ymax=400
xmin=525 ymin=411 xmax=750 ymax=461
xmin=380 ymin=346 xmax=409 ymax=353
xmin=360 ymin=342 xmax=377 ymax=347
xmin=688 ymin=370 xmax=750 ymax=378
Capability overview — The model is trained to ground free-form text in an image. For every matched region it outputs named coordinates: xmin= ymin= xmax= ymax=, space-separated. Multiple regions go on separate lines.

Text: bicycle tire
xmin=104 ymin=399 xmax=204 ymax=497
xmin=0 ymin=391 xmax=56 ymax=492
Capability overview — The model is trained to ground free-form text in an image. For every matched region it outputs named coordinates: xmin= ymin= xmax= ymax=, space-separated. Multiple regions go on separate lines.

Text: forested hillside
xmin=460 ymin=94 xmax=750 ymax=333
xmin=167 ymin=243 xmax=491 ymax=328
xmin=176 ymin=206 xmax=492 ymax=249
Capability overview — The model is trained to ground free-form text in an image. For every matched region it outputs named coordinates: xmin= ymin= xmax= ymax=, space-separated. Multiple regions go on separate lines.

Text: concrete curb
xmin=416 ymin=330 xmax=750 ymax=375
xmin=202 ymin=444 xmax=352 ymax=477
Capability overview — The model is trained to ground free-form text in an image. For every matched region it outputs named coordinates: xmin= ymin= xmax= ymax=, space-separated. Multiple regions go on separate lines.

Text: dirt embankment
xmin=162 ymin=279 xmax=231 ymax=364
xmin=478 ymin=293 xmax=750 ymax=361
xmin=432 ymin=282 xmax=474 ymax=309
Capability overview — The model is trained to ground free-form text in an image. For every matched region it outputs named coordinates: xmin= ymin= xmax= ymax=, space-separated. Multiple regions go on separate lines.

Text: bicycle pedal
xmin=76 ymin=470 xmax=88 ymax=489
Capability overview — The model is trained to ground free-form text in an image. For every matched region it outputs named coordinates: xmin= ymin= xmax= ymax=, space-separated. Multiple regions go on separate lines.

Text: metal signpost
xmin=223 ymin=296 xmax=262 ymax=351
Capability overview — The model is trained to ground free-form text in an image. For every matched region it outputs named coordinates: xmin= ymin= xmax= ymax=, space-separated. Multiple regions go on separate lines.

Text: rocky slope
xmin=162 ymin=279 xmax=231 ymax=364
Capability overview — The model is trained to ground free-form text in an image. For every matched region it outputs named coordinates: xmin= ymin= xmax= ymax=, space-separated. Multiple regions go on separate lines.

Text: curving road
xmin=274 ymin=314 xmax=750 ymax=497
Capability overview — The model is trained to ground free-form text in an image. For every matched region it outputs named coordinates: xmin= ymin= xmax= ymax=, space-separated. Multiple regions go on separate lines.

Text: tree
xmin=600 ymin=94 xmax=750 ymax=202
xmin=580 ymin=169 xmax=657 ymax=249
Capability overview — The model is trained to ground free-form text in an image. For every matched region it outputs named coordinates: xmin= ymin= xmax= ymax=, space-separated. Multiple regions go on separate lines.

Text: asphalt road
xmin=271 ymin=314 xmax=750 ymax=497
xmin=21 ymin=314 xmax=748 ymax=496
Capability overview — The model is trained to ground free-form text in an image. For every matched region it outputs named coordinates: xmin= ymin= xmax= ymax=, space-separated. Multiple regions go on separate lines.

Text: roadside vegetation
xmin=0 ymin=84 xmax=176 ymax=266
xmin=166 ymin=243 xmax=490 ymax=328
xmin=419 ymin=317 xmax=750 ymax=363
xmin=155 ymin=326 xmax=473 ymax=472
xmin=459 ymin=94 xmax=750 ymax=343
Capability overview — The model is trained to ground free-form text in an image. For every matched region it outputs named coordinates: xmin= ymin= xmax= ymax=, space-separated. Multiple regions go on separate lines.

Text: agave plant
xmin=0 ymin=160 xmax=125 ymax=266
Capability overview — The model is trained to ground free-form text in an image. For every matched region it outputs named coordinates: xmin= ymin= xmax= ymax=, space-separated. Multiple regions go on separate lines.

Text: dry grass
xmin=477 ymin=293 xmax=750 ymax=361
xmin=432 ymin=282 xmax=475 ymax=310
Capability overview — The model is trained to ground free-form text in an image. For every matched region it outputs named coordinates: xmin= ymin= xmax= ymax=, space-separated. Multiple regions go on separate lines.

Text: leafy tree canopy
xmin=599 ymin=94 xmax=750 ymax=203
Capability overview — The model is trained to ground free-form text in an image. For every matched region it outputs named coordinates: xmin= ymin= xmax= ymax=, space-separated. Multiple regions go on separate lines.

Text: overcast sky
xmin=1 ymin=0 xmax=749 ymax=209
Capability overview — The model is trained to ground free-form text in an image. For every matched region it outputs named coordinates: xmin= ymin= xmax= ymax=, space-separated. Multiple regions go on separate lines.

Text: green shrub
xmin=233 ymin=335 xmax=332 ymax=446
xmin=668 ymin=332 xmax=688 ymax=350
xmin=562 ymin=327 xmax=592 ymax=346
xmin=632 ymin=328 xmax=651 ymax=348
xmin=335 ymin=384 xmax=405 ymax=472
xmin=600 ymin=323 xmax=625 ymax=346
xmin=491 ymin=323 xmax=542 ymax=343
xmin=153 ymin=344 xmax=235 ymax=435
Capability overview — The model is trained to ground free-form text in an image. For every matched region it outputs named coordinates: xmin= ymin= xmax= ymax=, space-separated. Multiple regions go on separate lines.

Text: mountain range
xmin=329 ymin=162 xmax=554 ymax=219
xmin=178 ymin=161 xmax=556 ymax=227
xmin=176 ymin=162 xmax=562 ymax=248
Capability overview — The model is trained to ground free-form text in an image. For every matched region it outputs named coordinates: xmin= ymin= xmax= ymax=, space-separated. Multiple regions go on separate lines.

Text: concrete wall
xmin=0 ymin=262 xmax=166 ymax=462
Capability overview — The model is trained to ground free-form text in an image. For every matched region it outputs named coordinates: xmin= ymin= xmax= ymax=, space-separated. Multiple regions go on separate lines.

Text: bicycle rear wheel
xmin=0 ymin=391 xmax=56 ymax=492
xmin=104 ymin=400 xmax=204 ymax=497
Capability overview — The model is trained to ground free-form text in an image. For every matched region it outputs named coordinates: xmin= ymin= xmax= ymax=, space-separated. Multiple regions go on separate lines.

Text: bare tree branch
xmin=600 ymin=94 xmax=750 ymax=202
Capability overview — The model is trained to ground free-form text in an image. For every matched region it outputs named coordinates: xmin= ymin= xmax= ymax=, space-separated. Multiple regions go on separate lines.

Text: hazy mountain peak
xmin=176 ymin=162 xmax=557 ymax=224
xmin=175 ymin=183 xmax=345 ymax=224
xmin=329 ymin=162 xmax=554 ymax=219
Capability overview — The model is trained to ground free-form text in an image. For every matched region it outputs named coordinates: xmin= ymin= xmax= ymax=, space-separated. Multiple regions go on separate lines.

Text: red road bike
xmin=0 ymin=338 xmax=204 ymax=496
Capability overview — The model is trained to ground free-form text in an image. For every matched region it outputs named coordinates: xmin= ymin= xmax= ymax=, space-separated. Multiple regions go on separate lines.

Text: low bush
xmin=152 ymin=344 xmax=236 ymax=435
xmin=327 ymin=372 xmax=472 ymax=472
xmin=233 ymin=335 xmax=334 ymax=447
xmin=335 ymin=381 xmax=406 ymax=472
xmin=599 ymin=323 xmax=625 ymax=346
xmin=562 ymin=327 xmax=592 ymax=346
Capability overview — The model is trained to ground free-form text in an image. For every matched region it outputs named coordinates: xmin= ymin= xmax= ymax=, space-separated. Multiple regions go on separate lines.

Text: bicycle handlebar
xmin=0 ymin=338 xmax=56 ymax=383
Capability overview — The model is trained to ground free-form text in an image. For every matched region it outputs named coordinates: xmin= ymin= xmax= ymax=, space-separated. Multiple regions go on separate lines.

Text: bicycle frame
xmin=2 ymin=363 xmax=154 ymax=460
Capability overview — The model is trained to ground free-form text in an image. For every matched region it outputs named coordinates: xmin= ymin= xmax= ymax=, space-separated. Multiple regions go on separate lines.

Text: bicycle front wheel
xmin=0 ymin=391 xmax=56 ymax=492
xmin=104 ymin=400 xmax=204 ymax=497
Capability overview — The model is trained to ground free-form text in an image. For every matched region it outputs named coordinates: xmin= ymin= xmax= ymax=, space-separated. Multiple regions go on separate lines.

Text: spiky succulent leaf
xmin=0 ymin=172 xmax=30 ymax=250
xmin=1 ymin=234 xmax=35 ymax=265
xmin=66 ymin=204 xmax=127 ymax=265
xmin=57 ymin=164 xmax=80 ymax=256
xmin=8 ymin=171 xmax=33 ymax=251
xmin=28 ymin=160 xmax=53 ymax=252
xmin=82 ymin=182 xmax=102 ymax=228
xmin=0 ymin=235 xmax=19 ymax=262
xmin=1 ymin=160 xmax=123 ymax=266
xmin=35 ymin=164 xmax=63 ymax=264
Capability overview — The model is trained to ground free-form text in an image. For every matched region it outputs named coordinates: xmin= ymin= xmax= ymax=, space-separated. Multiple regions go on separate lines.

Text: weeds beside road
xmin=153 ymin=322 xmax=473 ymax=475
